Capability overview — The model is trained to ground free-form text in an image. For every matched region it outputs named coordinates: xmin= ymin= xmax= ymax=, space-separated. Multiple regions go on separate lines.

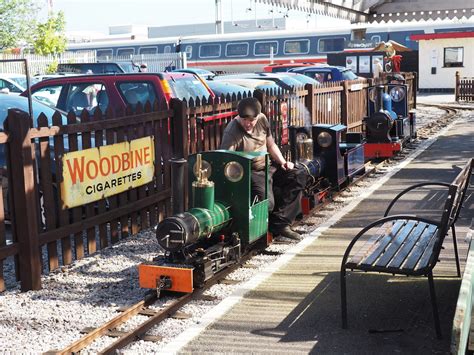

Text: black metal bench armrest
xmin=383 ymin=182 xmax=451 ymax=217
xmin=341 ymin=214 xmax=439 ymax=271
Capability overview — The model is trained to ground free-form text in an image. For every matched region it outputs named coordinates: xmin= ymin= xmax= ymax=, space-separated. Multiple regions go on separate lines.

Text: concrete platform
xmin=169 ymin=110 xmax=474 ymax=354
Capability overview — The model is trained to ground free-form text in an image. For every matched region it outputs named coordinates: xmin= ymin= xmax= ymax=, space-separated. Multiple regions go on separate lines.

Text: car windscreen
xmin=342 ymin=70 xmax=358 ymax=80
xmin=117 ymin=63 xmax=137 ymax=73
xmin=9 ymin=76 xmax=28 ymax=89
xmin=206 ymin=81 xmax=248 ymax=96
xmin=168 ymin=76 xmax=211 ymax=100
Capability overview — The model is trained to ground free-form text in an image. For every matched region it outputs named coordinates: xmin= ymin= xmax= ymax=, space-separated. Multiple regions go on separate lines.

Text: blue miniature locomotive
xmin=289 ymin=123 xmax=365 ymax=213
xmin=365 ymin=77 xmax=416 ymax=159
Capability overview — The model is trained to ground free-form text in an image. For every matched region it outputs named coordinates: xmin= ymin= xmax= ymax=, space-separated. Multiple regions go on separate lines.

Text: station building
xmin=410 ymin=31 xmax=474 ymax=91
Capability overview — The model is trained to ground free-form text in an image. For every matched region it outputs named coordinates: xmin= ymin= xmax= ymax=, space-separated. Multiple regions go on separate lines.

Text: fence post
xmin=341 ymin=81 xmax=349 ymax=127
xmin=253 ymin=89 xmax=266 ymax=115
xmin=304 ymin=83 xmax=315 ymax=125
xmin=169 ymin=98 xmax=188 ymax=214
xmin=5 ymin=109 xmax=41 ymax=291
xmin=455 ymin=71 xmax=460 ymax=102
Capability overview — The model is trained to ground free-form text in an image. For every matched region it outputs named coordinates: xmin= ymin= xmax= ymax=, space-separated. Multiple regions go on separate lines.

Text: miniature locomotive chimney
xmin=376 ymin=85 xmax=385 ymax=112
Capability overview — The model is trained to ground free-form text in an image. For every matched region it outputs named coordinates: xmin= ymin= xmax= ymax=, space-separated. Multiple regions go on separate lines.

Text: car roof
xmin=214 ymin=77 xmax=279 ymax=89
xmin=0 ymin=73 xmax=26 ymax=78
xmin=29 ymin=73 xmax=166 ymax=85
xmin=0 ymin=94 xmax=66 ymax=126
xmin=281 ymin=72 xmax=321 ymax=85
xmin=161 ymin=72 xmax=199 ymax=79
xmin=291 ymin=65 xmax=349 ymax=72
xmin=206 ymin=81 xmax=251 ymax=96
xmin=173 ymin=68 xmax=214 ymax=74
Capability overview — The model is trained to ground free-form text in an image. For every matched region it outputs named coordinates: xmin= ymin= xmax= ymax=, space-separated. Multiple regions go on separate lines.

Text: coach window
xmin=96 ymin=49 xmax=113 ymax=58
xmin=117 ymin=48 xmax=134 ymax=57
xmin=185 ymin=45 xmax=192 ymax=59
xmin=199 ymin=44 xmax=221 ymax=58
xmin=444 ymin=47 xmax=464 ymax=67
xmin=254 ymin=41 xmax=278 ymax=56
xmin=139 ymin=47 xmax=158 ymax=55
xmin=164 ymin=46 xmax=171 ymax=53
xmin=317 ymin=37 xmax=345 ymax=53
xmin=226 ymin=42 xmax=249 ymax=57
xmin=284 ymin=39 xmax=310 ymax=55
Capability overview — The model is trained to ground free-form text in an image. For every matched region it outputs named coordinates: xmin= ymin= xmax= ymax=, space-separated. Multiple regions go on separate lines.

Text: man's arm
xmin=266 ymin=137 xmax=294 ymax=170
xmin=220 ymin=131 xmax=237 ymax=150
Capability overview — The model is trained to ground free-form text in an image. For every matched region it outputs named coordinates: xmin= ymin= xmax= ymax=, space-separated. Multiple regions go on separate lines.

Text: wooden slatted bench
xmin=340 ymin=158 xmax=473 ymax=339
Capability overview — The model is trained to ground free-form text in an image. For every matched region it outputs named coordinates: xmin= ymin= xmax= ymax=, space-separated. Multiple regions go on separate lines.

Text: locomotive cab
xmin=139 ymin=150 xmax=270 ymax=294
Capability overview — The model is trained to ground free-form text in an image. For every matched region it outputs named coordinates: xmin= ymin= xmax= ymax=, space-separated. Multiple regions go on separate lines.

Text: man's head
xmin=238 ymin=97 xmax=261 ymax=120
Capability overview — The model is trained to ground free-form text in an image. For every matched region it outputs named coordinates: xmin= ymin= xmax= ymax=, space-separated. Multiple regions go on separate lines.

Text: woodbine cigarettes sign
xmin=61 ymin=136 xmax=155 ymax=209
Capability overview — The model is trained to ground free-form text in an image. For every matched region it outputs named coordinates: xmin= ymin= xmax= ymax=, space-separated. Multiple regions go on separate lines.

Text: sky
xmin=39 ymin=0 xmax=348 ymax=34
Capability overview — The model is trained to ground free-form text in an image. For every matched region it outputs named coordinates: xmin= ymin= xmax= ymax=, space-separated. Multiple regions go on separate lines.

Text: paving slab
xmin=173 ymin=110 xmax=474 ymax=354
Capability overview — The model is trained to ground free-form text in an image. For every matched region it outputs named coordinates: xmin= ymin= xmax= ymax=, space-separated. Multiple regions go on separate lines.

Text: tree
xmin=0 ymin=0 xmax=39 ymax=49
xmin=33 ymin=10 xmax=67 ymax=55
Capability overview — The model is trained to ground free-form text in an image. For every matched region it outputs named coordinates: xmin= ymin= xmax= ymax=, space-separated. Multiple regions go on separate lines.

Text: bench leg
xmin=451 ymin=225 xmax=461 ymax=278
xmin=341 ymin=269 xmax=348 ymax=329
xmin=427 ymin=272 xmax=442 ymax=339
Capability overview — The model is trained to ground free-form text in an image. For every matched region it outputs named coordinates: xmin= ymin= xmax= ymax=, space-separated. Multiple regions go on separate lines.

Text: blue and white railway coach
xmin=67 ymin=20 xmax=474 ymax=73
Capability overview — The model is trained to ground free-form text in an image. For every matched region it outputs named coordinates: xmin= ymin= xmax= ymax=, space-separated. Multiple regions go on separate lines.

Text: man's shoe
xmin=279 ymin=226 xmax=302 ymax=241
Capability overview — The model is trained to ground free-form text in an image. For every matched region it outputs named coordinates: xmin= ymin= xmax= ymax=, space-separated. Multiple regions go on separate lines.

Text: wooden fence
xmin=455 ymin=72 xmax=474 ymax=102
xmin=0 ymin=73 xmax=417 ymax=292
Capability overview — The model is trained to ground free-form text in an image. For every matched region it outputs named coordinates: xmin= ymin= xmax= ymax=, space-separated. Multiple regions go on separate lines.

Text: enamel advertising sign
xmin=61 ymin=136 xmax=155 ymax=209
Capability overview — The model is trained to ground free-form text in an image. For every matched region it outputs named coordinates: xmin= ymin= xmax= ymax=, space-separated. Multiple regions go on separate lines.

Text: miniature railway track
xmin=48 ymin=251 xmax=258 ymax=355
xmin=416 ymin=104 xmax=459 ymax=139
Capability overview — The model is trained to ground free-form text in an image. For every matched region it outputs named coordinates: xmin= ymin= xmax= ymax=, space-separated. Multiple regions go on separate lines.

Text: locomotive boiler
xmin=364 ymin=78 xmax=416 ymax=159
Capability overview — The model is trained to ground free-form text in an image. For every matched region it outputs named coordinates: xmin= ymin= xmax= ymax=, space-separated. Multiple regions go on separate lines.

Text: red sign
xmin=280 ymin=102 xmax=288 ymax=145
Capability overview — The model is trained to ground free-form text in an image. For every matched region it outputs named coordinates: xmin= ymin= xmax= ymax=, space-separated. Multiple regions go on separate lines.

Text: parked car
xmin=206 ymin=81 xmax=251 ymax=97
xmin=172 ymin=68 xmax=216 ymax=80
xmin=0 ymin=94 xmax=70 ymax=222
xmin=212 ymin=77 xmax=280 ymax=92
xmin=289 ymin=65 xmax=359 ymax=82
xmin=263 ymin=62 xmax=315 ymax=73
xmin=23 ymin=72 xmax=215 ymax=115
xmin=216 ymin=73 xmax=304 ymax=92
xmin=56 ymin=62 xmax=137 ymax=74
xmin=0 ymin=74 xmax=38 ymax=94
xmin=280 ymin=72 xmax=321 ymax=86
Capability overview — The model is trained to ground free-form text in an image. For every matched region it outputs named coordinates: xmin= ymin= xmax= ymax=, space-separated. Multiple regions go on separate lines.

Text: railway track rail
xmin=416 ymin=104 xmax=459 ymax=139
xmin=47 ymin=104 xmax=462 ymax=354
xmin=46 ymin=250 xmax=261 ymax=354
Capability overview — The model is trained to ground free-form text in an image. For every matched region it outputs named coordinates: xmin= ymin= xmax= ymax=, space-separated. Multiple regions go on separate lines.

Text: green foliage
xmin=33 ymin=11 xmax=67 ymax=55
xmin=46 ymin=60 xmax=58 ymax=74
xmin=0 ymin=0 xmax=39 ymax=49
